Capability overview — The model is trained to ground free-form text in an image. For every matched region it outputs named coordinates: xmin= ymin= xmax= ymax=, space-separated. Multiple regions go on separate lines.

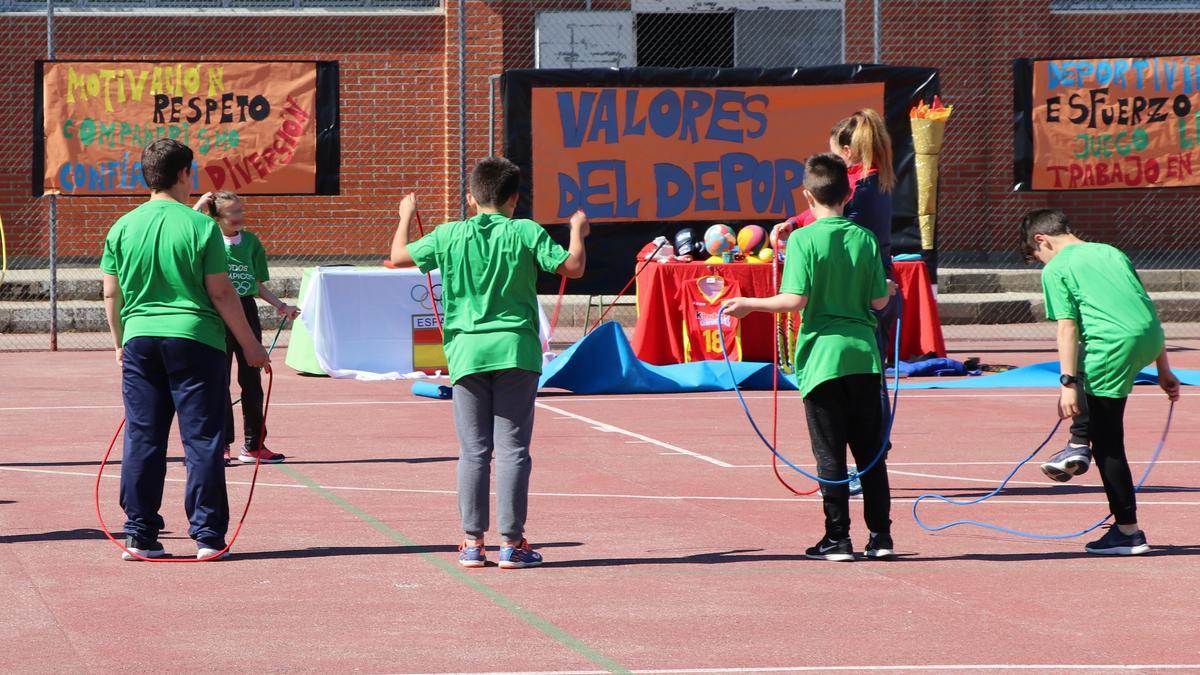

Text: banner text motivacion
xmin=43 ymin=61 xmax=320 ymax=195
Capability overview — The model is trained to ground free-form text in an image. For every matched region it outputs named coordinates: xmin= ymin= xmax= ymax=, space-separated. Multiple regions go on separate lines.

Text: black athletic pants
xmin=803 ymin=373 xmax=892 ymax=540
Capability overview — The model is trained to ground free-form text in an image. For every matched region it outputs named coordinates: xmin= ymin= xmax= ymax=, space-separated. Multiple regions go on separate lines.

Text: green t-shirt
xmin=99 ymin=200 xmax=228 ymax=352
xmin=225 ymin=230 xmax=269 ymax=297
xmin=408 ymin=212 xmax=569 ymax=383
xmin=780 ymin=216 xmax=888 ymax=397
xmin=1041 ymin=242 xmax=1164 ymax=397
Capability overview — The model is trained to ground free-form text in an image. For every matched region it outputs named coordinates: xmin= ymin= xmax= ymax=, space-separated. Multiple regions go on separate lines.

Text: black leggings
xmin=1069 ymin=393 xmax=1090 ymax=446
xmin=1085 ymin=394 xmax=1137 ymax=526
xmin=224 ymin=296 xmax=266 ymax=450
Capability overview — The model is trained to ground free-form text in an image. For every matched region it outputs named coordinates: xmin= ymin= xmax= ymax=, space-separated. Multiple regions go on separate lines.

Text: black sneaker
xmin=122 ymin=534 xmax=166 ymax=561
xmin=864 ymin=532 xmax=896 ymax=560
xmin=1085 ymin=526 xmax=1150 ymax=556
xmin=1040 ymin=444 xmax=1092 ymax=482
xmin=805 ymin=535 xmax=854 ymax=562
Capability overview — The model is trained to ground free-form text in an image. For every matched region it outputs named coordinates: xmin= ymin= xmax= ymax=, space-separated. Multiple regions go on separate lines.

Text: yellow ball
xmin=746 ymin=255 xmax=766 ymax=264
xmin=757 ymin=247 xmax=774 ymax=262
xmin=706 ymin=255 xmax=725 ymax=264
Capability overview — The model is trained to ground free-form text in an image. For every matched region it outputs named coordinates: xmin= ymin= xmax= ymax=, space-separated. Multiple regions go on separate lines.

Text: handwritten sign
xmin=1029 ymin=56 xmax=1200 ymax=189
xmin=531 ymin=83 xmax=883 ymax=222
xmin=40 ymin=61 xmax=320 ymax=195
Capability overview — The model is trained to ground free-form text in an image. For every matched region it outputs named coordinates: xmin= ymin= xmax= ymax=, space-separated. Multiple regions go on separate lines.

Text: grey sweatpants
xmin=452 ymin=368 xmax=540 ymax=542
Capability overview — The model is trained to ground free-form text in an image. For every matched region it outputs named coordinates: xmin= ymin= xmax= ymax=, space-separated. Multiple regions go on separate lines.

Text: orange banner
xmin=1031 ymin=56 xmax=1200 ymax=190
xmin=531 ymin=84 xmax=883 ymax=223
xmin=41 ymin=61 xmax=318 ymax=195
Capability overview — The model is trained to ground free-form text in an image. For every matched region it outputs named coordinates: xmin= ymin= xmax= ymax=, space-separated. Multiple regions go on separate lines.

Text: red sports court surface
xmin=3 ymin=344 xmax=1199 ymax=674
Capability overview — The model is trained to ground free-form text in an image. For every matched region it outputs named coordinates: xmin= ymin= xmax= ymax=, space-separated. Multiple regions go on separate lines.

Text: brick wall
xmin=2 ymin=12 xmax=451 ymax=259
xmin=2 ymin=0 xmax=1198 ymax=262
xmin=876 ymin=0 xmax=1200 ymax=259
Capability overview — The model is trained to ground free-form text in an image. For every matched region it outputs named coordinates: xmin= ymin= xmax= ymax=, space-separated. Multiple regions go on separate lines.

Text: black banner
xmin=504 ymin=66 xmax=941 ymax=294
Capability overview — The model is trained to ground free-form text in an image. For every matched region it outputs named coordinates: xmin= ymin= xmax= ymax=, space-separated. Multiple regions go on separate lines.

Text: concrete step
xmin=7 ymin=290 xmax=1200 ymax=333
xmin=0 ymin=295 xmax=632 ymax=334
xmin=937 ymin=291 xmax=1200 ymax=325
xmin=0 ymin=299 xmax=297 ymax=334
xmin=4 ymin=266 xmax=1200 ymax=333
xmin=936 ymin=268 xmax=1200 ymax=294
xmin=10 ymin=266 xmax=1200 ymax=302
xmin=0 ymin=266 xmax=307 ymax=302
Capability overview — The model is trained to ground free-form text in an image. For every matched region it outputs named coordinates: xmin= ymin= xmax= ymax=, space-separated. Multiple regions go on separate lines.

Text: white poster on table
xmin=300 ymin=267 xmax=551 ymax=381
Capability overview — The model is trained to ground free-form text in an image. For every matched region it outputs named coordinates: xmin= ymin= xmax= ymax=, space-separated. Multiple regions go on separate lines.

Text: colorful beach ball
xmin=704 ymin=224 xmax=736 ymax=256
xmin=737 ymin=225 xmax=767 ymax=256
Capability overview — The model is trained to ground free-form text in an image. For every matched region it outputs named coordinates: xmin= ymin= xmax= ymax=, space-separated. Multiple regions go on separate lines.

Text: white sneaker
xmin=197 ymin=546 xmax=229 ymax=561
xmin=122 ymin=535 xmax=166 ymax=561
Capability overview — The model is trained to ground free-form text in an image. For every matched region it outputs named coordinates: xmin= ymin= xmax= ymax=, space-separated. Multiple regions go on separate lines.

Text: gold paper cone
xmin=911 ymin=118 xmax=946 ymax=154
xmin=915 ymin=153 xmax=939 ymax=216
xmin=919 ymin=214 xmax=936 ymax=250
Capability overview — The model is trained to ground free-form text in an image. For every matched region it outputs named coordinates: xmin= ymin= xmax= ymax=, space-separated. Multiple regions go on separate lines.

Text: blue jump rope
xmin=718 ymin=294 xmax=1176 ymax=540
xmin=911 ymin=400 xmax=1174 ymax=539
xmin=716 ymin=293 xmax=902 ymax=489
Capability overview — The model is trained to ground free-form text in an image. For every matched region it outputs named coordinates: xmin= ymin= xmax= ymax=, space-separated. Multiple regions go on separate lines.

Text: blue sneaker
xmin=1085 ymin=526 xmax=1150 ymax=556
xmin=848 ymin=465 xmax=863 ymax=496
xmin=499 ymin=539 xmax=543 ymax=569
xmin=1041 ymin=444 xmax=1092 ymax=482
xmin=458 ymin=540 xmax=486 ymax=568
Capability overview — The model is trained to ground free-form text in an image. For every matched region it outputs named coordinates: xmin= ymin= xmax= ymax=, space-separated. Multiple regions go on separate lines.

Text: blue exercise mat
xmin=537 ymin=322 xmax=1199 ymax=395
xmin=538 ymin=322 xmax=796 ymax=394
xmin=895 ymin=360 xmax=1200 ymax=390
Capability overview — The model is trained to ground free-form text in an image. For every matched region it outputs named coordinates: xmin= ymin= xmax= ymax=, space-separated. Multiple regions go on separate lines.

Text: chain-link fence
xmin=878 ymin=0 xmax=1200 ymax=346
xmin=3 ymin=0 xmax=1200 ymax=352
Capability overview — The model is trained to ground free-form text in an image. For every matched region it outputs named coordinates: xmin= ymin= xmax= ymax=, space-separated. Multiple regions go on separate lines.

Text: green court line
xmin=279 ymin=465 xmax=629 ymax=674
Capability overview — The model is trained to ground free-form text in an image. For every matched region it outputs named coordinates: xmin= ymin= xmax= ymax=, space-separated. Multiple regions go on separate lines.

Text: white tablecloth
xmin=299 ymin=267 xmax=550 ymax=381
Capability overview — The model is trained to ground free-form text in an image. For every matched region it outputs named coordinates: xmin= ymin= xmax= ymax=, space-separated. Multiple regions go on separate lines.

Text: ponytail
xmin=830 ymin=109 xmax=896 ymax=192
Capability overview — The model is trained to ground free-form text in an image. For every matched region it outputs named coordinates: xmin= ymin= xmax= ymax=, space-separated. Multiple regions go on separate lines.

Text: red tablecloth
xmin=891 ymin=260 xmax=946 ymax=361
xmin=632 ymin=260 xmax=945 ymax=365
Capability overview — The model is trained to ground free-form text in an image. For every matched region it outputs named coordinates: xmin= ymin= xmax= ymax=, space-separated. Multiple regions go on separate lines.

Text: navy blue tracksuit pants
xmin=120 ymin=336 xmax=230 ymax=549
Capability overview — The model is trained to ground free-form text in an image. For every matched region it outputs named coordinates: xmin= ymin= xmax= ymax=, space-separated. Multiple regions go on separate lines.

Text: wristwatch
xmin=1059 ymin=374 xmax=1077 ymax=387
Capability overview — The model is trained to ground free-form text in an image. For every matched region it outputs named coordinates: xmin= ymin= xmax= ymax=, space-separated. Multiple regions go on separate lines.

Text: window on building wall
xmin=536 ymin=11 xmax=636 ymax=69
xmin=636 ymin=12 xmax=736 ymax=68
xmin=0 ymin=0 xmax=438 ymax=11
xmin=634 ymin=3 xmax=844 ymax=69
xmin=1052 ymin=0 xmax=1200 ymax=10
xmin=735 ymin=9 xmax=843 ymax=67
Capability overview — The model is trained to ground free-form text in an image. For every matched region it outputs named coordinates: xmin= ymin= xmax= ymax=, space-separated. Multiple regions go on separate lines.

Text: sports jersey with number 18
xmin=680 ymin=276 xmax=742 ymax=362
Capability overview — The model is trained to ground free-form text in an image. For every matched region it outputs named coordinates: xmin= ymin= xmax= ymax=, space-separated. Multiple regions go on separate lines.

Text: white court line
xmin=536 ymin=402 xmax=734 ymax=467
xmin=0 ymin=396 xmax=441 ymax=413
xmin=0 ymin=389 xmax=1183 ymax=413
xmin=549 ymin=391 xmax=1178 ymax=402
xmin=6 ymin=466 xmax=1199 ymax=506
xmin=454 ymin=666 xmax=1200 ymax=674
xmin=887 ymin=469 xmax=1077 ymax=487
xmin=733 ymin=460 xmax=1200 ymax=468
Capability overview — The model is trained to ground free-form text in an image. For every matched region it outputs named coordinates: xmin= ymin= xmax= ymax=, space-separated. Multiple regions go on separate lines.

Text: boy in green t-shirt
xmin=100 ymin=139 xmax=269 ymax=561
xmin=725 ymin=153 xmax=896 ymax=562
xmin=1020 ymin=209 xmax=1180 ymax=555
xmin=388 ymin=157 xmax=588 ymax=569
xmin=194 ymin=191 xmax=299 ymax=466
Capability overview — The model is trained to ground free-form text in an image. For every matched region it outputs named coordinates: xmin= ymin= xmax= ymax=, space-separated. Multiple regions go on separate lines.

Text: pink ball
xmin=737 ymin=225 xmax=766 ymax=256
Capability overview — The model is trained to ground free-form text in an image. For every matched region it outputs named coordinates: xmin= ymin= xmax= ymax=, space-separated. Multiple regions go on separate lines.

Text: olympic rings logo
xmin=410 ymin=282 xmax=443 ymax=311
